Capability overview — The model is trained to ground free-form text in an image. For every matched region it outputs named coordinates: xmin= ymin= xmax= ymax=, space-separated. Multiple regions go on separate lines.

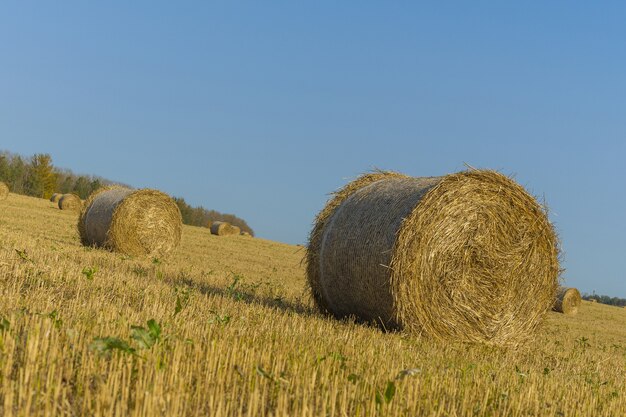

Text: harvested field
xmin=0 ymin=192 xmax=624 ymax=417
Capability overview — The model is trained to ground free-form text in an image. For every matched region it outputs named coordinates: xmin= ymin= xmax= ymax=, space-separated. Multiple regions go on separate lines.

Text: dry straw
xmin=307 ymin=169 xmax=560 ymax=346
xmin=553 ymin=287 xmax=582 ymax=315
xmin=58 ymin=194 xmax=82 ymax=211
xmin=0 ymin=181 xmax=8 ymax=200
xmin=78 ymin=186 xmax=182 ymax=257
xmin=210 ymin=221 xmax=241 ymax=236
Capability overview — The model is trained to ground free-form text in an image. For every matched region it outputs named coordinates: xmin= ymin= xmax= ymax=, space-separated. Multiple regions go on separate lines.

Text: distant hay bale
xmin=58 ymin=194 xmax=82 ymax=211
xmin=210 ymin=221 xmax=240 ymax=236
xmin=0 ymin=182 xmax=8 ymax=200
xmin=307 ymin=170 xmax=560 ymax=346
xmin=78 ymin=187 xmax=182 ymax=257
xmin=240 ymin=231 xmax=251 ymax=237
xmin=552 ymin=287 xmax=581 ymax=315
xmin=50 ymin=193 xmax=61 ymax=203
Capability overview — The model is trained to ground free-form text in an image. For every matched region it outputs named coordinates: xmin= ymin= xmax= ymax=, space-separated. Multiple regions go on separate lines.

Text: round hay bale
xmin=240 ymin=231 xmax=251 ymax=237
xmin=50 ymin=193 xmax=62 ymax=203
xmin=210 ymin=221 xmax=240 ymax=236
xmin=78 ymin=186 xmax=182 ymax=257
xmin=58 ymin=194 xmax=82 ymax=211
xmin=307 ymin=169 xmax=560 ymax=346
xmin=0 ymin=181 xmax=9 ymax=200
xmin=552 ymin=287 xmax=581 ymax=315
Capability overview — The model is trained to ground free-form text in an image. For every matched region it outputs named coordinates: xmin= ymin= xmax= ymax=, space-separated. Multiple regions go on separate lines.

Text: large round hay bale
xmin=552 ymin=287 xmax=581 ymax=315
xmin=307 ymin=170 xmax=559 ymax=346
xmin=50 ymin=193 xmax=61 ymax=203
xmin=210 ymin=221 xmax=240 ymax=236
xmin=78 ymin=187 xmax=182 ymax=257
xmin=58 ymin=194 xmax=82 ymax=211
xmin=0 ymin=182 xmax=8 ymax=200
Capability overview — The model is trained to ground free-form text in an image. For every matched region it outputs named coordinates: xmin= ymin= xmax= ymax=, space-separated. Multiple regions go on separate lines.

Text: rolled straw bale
xmin=50 ymin=193 xmax=62 ymax=203
xmin=240 ymin=231 xmax=251 ymax=237
xmin=552 ymin=287 xmax=581 ymax=315
xmin=0 ymin=181 xmax=8 ymax=200
xmin=78 ymin=187 xmax=182 ymax=257
xmin=307 ymin=169 xmax=559 ymax=346
xmin=58 ymin=194 xmax=82 ymax=211
xmin=210 ymin=221 xmax=240 ymax=236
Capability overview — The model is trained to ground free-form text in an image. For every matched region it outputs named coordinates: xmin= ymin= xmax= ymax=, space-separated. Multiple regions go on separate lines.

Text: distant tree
xmin=27 ymin=153 xmax=57 ymax=198
xmin=73 ymin=176 xmax=92 ymax=199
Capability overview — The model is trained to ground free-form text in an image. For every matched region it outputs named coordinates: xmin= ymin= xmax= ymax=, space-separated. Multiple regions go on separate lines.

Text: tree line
xmin=0 ymin=150 xmax=254 ymax=235
xmin=582 ymin=293 xmax=626 ymax=307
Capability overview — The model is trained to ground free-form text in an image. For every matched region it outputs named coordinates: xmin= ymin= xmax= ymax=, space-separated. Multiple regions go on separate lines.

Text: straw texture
xmin=58 ymin=194 xmax=82 ymax=211
xmin=553 ymin=287 xmax=581 ymax=315
xmin=50 ymin=193 xmax=61 ymax=203
xmin=78 ymin=187 xmax=182 ymax=257
xmin=210 ymin=221 xmax=241 ymax=236
xmin=0 ymin=182 xmax=8 ymax=200
xmin=307 ymin=170 xmax=560 ymax=346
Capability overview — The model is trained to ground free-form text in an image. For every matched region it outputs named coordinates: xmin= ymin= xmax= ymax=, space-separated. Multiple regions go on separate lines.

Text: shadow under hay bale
xmin=58 ymin=194 xmax=82 ymax=211
xmin=0 ymin=182 xmax=8 ymax=200
xmin=307 ymin=169 xmax=560 ymax=347
xmin=78 ymin=186 xmax=182 ymax=257
xmin=553 ymin=287 xmax=581 ymax=315
xmin=210 ymin=221 xmax=240 ymax=236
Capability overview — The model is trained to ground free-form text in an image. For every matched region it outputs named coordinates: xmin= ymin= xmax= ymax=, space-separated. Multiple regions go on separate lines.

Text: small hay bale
xmin=0 ymin=181 xmax=8 ymax=200
xmin=58 ymin=194 xmax=82 ymax=211
xmin=552 ymin=287 xmax=581 ymax=315
xmin=307 ymin=169 xmax=560 ymax=346
xmin=78 ymin=186 xmax=182 ymax=257
xmin=210 ymin=221 xmax=240 ymax=236
xmin=240 ymin=231 xmax=251 ymax=237
xmin=50 ymin=193 xmax=62 ymax=203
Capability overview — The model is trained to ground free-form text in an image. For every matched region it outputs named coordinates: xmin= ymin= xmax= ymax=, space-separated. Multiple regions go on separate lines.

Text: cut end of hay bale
xmin=78 ymin=186 xmax=183 ymax=257
xmin=553 ymin=287 xmax=582 ymax=315
xmin=210 ymin=221 xmax=241 ymax=236
xmin=306 ymin=169 xmax=560 ymax=347
xmin=0 ymin=182 xmax=9 ymax=200
xmin=58 ymin=194 xmax=83 ymax=211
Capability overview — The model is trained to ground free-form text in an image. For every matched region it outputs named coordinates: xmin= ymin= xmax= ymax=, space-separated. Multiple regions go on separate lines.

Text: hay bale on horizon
xmin=240 ymin=231 xmax=251 ymax=237
xmin=58 ymin=194 xmax=82 ymax=211
xmin=0 ymin=182 xmax=8 ymax=200
xmin=307 ymin=169 xmax=560 ymax=347
xmin=78 ymin=187 xmax=182 ymax=257
xmin=50 ymin=193 xmax=62 ymax=203
xmin=552 ymin=287 xmax=581 ymax=315
xmin=210 ymin=221 xmax=240 ymax=236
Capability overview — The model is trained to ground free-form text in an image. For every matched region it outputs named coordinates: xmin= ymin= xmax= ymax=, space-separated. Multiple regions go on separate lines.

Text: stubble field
xmin=0 ymin=193 xmax=625 ymax=416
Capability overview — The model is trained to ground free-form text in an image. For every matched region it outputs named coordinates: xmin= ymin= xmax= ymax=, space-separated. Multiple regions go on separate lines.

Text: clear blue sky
xmin=1 ymin=2 xmax=624 ymax=297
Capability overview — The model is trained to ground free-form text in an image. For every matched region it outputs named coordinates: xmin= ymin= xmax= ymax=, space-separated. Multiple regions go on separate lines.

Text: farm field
xmin=1 ymin=192 xmax=625 ymax=416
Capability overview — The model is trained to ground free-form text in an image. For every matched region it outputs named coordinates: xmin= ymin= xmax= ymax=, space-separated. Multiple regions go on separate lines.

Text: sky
xmin=1 ymin=2 xmax=625 ymax=297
